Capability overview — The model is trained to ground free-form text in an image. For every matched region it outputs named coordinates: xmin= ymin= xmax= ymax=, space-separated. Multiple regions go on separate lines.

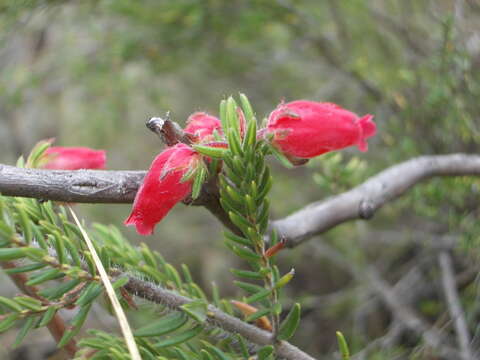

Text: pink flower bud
xmin=184 ymin=112 xmax=222 ymax=142
xmin=267 ymin=100 xmax=376 ymax=161
xmin=124 ymin=143 xmax=199 ymax=235
xmin=43 ymin=147 xmax=106 ymax=170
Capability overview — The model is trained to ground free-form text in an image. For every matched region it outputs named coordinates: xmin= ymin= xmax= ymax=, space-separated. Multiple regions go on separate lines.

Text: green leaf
xmin=26 ymin=139 xmax=52 ymax=168
xmin=236 ymin=335 xmax=250 ymax=358
xmin=257 ymin=175 xmax=273 ymax=203
xmin=15 ymin=205 xmax=33 ymax=244
xmin=257 ymin=199 xmax=270 ymax=234
xmin=245 ymin=288 xmax=271 ymax=304
xmin=16 ymin=156 xmax=25 ymax=168
xmin=0 ymin=296 xmax=23 ymax=312
xmin=257 ymin=345 xmax=274 ymax=360
xmin=0 ymin=314 xmax=19 ymax=332
xmin=225 ymin=242 xmax=262 ymax=262
xmin=134 ymin=312 xmax=187 ymax=337
xmin=243 ymin=113 xmax=257 ymax=150
xmin=26 ymin=268 xmax=63 ymax=286
xmin=75 ymin=282 xmax=103 ymax=306
xmin=0 ymin=222 xmax=14 ymax=240
xmin=267 ymin=143 xmax=294 ymax=169
xmin=278 ymin=303 xmax=301 ymax=340
xmin=211 ymin=282 xmax=221 ymax=307
xmin=53 ymin=232 xmax=66 ymax=265
xmin=223 ymin=231 xmax=251 ymax=247
xmin=226 ymin=97 xmax=241 ymax=139
xmin=274 ymin=269 xmax=295 ymax=289
xmin=181 ymin=264 xmax=193 ymax=283
xmin=239 ymin=93 xmax=255 ymax=123
xmin=201 ymin=349 xmax=215 ymax=360
xmin=154 ymin=325 xmax=203 ymax=348
xmin=219 ymin=99 xmax=228 ymax=132
xmin=165 ymin=263 xmax=183 ymax=289
xmin=13 ymin=316 xmax=35 ymax=348
xmin=0 ymin=248 xmax=27 ymax=261
xmin=13 ymin=296 xmax=42 ymax=311
xmin=245 ymin=307 xmax=271 ymax=322
xmin=244 ymin=194 xmax=256 ymax=216
xmin=64 ymin=238 xmax=82 ymax=266
xmin=112 ymin=277 xmax=129 ymax=289
xmin=140 ymin=244 xmax=158 ymax=268
xmin=22 ymin=247 xmax=46 ymax=262
xmin=202 ymin=341 xmax=231 ymax=360
xmin=58 ymin=304 xmax=92 ymax=348
xmin=336 ymin=331 xmax=350 ymax=360
xmin=230 ymin=269 xmax=263 ymax=280
xmin=193 ymin=145 xmax=228 ymax=159
xmin=233 ymin=281 xmax=264 ymax=294
xmin=40 ymin=279 xmax=81 ymax=300
xmin=228 ymin=212 xmax=253 ymax=236
xmin=38 ymin=307 xmax=57 ymax=327
xmin=225 ymin=186 xmax=244 ymax=206
xmin=191 ymin=166 xmax=207 ymax=200
xmin=4 ymin=262 xmax=46 ymax=274
xmin=180 ymin=299 xmax=208 ymax=323
xmin=231 ymin=155 xmax=245 ymax=176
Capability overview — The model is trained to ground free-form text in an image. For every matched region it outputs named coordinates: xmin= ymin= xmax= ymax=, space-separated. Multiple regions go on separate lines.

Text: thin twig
xmin=438 ymin=251 xmax=475 ymax=360
xmin=118 ymin=272 xmax=316 ymax=360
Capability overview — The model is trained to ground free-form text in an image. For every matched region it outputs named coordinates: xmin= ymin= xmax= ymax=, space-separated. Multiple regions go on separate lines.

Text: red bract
xmin=124 ymin=143 xmax=199 ymax=236
xmin=267 ymin=100 xmax=376 ymax=160
xmin=184 ymin=112 xmax=222 ymax=142
xmin=43 ymin=147 xmax=106 ymax=170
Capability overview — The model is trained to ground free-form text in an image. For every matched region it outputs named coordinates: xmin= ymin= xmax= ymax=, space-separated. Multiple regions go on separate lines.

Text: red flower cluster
xmin=125 ymin=113 xmax=221 ymax=235
xmin=43 ymin=146 xmax=106 ymax=170
xmin=125 ymin=100 xmax=376 ymax=236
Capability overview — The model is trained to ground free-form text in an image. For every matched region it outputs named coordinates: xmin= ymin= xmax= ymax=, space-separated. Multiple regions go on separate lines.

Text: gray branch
xmin=1 ymin=153 xmax=480 ymax=247
xmin=273 ymin=153 xmax=480 ymax=247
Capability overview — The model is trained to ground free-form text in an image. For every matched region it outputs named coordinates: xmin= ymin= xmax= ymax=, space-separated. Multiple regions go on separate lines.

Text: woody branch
xmin=0 ymin=153 xmax=479 ymax=245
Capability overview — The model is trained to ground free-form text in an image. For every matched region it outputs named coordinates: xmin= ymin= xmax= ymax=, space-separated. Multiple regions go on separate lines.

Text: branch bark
xmin=1 ymin=153 xmax=480 ymax=246
xmin=273 ymin=153 xmax=480 ymax=247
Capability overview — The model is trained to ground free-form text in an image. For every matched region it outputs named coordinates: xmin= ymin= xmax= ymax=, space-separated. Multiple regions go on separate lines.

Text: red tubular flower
xmin=124 ymin=143 xmax=200 ymax=236
xmin=184 ymin=112 xmax=222 ymax=142
xmin=267 ymin=100 xmax=376 ymax=161
xmin=43 ymin=147 xmax=106 ymax=170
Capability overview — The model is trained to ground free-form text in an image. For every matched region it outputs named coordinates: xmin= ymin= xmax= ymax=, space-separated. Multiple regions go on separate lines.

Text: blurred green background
xmin=1 ymin=0 xmax=480 ymax=358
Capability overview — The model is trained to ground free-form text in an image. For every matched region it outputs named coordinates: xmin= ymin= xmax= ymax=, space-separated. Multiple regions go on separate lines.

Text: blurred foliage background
xmin=0 ymin=0 xmax=480 ymax=359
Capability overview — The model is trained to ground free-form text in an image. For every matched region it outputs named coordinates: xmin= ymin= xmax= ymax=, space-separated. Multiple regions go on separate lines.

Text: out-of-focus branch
xmin=366 ymin=268 xmax=461 ymax=359
xmin=438 ymin=251 xmax=474 ymax=360
xmin=273 ymin=153 xmax=480 ymax=247
xmin=1 ymin=154 xmax=480 ymax=243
